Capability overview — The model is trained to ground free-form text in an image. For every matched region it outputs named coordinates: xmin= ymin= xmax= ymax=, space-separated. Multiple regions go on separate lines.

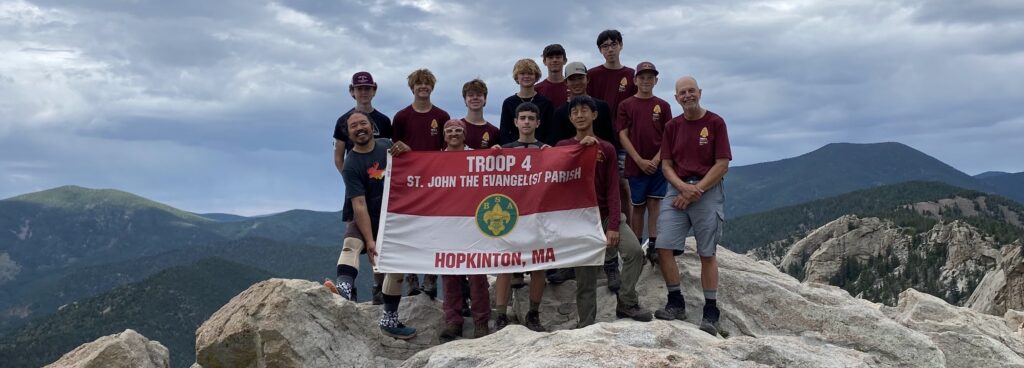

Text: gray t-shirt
xmin=342 ymin=138 xmax=392 ymax=238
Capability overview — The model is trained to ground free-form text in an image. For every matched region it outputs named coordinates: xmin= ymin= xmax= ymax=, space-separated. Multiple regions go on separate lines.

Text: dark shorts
xmin=617 ymin=149 xmax=626 ymax=178
xmin=655 ymin=182 xmax=725 ymax=257
xmin=627 ymin=170 xmax=668 ymax=205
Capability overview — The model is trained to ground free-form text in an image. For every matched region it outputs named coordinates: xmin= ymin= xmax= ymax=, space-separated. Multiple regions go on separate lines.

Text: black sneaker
xmin=654 ymin=304 xmax=686 ymax=321
xmin=616 ymin=303 xmax=653 ymax=322
xmin=700 ymin=303 xmax=721 ymax=336
xmin=494 ymin=314 xmax=510 ymax=331
xmin=699 ymin=318 xmax=720 ymax=336
xmin=405 ymin=274 xmax=421 ymax=296
xmin=524 ymin=310 xmax=546 ymax=332
xmin=546 ymin=268 xmax=575 ymax=284
xmin=604 ymin=260 xmax=621 ymax=293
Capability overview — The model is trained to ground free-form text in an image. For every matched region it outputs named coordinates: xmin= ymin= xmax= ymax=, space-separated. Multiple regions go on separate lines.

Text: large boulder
xmin=969 ymin=241 xmax=1024 ymax=315
xmin=402 ymin=320 xmax=874 ymax=368
xmin=195 ymin=278 xmax=445 ymax=368
xmin=885 ymin=289 xmax=1024 ymax=367
xmin=45 ymin=329 xmax=169 ymax=368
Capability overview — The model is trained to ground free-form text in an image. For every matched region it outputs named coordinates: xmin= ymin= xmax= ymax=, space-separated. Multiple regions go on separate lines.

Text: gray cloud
xmin=1 ymin=0 xmax=1022 ymax=214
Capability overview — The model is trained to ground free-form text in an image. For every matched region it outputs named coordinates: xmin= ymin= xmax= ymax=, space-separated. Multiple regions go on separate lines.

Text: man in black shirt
xmin=331 ymin=71 xmax=392 ymax=304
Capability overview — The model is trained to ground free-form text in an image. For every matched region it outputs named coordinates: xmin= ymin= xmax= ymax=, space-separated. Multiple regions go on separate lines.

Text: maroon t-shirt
xmin=661 ymin=110 xmax=732 ymax=179
xmin=392 ymin=105 xmax=450 ymax=151
xmin=616 ymin=96 xmax=673 ymax=177
xmin=556 ymin=138 xmax=621 ymax=231
xmin=461 ymin=119 xmax=500 ymax=149
xmin=587 ymin=65 xmax=638 ymax=122
xmin=536 ymin=79 xmax=569 ymax=109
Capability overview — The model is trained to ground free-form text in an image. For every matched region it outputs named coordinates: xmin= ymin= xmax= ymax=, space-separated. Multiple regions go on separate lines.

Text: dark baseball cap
xmin=635 ymin=62 xmax=658 ymax=77
xmin=350 ymin=71 xmax=376 ymax=88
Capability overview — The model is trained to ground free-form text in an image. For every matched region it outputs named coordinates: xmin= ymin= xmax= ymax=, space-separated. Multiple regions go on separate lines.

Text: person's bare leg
xmin=657 ymin=248 xmax=680 ymax=285
xmin=630 ymin=204 xmax=645 ymax=237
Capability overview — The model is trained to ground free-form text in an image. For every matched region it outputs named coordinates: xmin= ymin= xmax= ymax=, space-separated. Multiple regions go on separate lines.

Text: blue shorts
xmin=627 ymin=170 xmax=667 ymax=205
xmin=656 ymin=182 xmax=725 ymax=257
xmin=616 ymin=149 xmax=626 ymax=178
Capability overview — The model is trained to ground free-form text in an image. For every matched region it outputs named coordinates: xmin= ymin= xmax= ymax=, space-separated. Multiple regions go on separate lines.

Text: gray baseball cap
xmin=564 ymin=61 xmax=587 ymax=78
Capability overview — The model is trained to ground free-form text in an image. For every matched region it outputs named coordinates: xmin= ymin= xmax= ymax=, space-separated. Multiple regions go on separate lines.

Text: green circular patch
xmin=475 ymin=194 xmax=519 ymax=238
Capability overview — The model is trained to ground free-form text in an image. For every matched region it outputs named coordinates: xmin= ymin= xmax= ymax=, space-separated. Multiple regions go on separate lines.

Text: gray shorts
xmin=655 ymin=182 xmax=725 ymax=257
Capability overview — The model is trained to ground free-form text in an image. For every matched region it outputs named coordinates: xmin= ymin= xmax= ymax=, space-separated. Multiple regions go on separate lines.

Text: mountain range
xmin=2 ymin=141 xmax=1023 ymax=367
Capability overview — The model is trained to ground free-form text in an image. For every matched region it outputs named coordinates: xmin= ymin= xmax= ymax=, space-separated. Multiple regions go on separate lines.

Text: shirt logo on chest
xmin=652 ymin=104 xmax=662 ymax=122
xmin=618 ymin=77 xmax=628 ymax=92
xmin=699 ymin=127 xmax=709 ymax=146
xmin=430 ymin=119 xmax=439 ymax=136
xmin=367 ymin=162 xmax=385 ymax=179
xmin=481 ymin=132 xmax=491 ymax=147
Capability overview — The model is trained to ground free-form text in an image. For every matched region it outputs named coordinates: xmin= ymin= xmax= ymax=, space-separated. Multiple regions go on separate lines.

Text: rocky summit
xmin=51 ymin=238 xmax=1024 ymax=367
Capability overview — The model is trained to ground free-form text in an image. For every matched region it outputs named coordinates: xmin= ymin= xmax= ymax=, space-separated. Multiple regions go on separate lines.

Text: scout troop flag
xmin=375 ymin=145 xmax=606 ymax=274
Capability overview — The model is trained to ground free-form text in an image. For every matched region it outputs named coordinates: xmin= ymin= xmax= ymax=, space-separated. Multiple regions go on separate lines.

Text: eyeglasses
xmin=599 ymin=41 xmax=620 ymax=50
xmin=444 ymin=128 xmax=464 ymax=134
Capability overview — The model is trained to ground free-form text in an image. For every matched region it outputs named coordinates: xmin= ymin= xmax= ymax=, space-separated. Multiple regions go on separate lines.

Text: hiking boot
xmin=381 ymin=322 xmax=417 ymax=340
xmin=524 ymin=310 xmax=546 ymax=332
xmin=371 ymin=284 xmax=384 ymax=305
xmin=511 ymin=273 xmax=526 ymax=289
xmin=405 ymin=274 xmax=421 ymax=296
xmin=699 ymin=318 xmax=720 ymax=336
xmin=645 ymin=241 xmax=660 ymax=267
xmin=546 ymin=268 xmax=575 ymax=284
xmin=604 ymin=260 xmax=621 ymax=293
xmin=700 ymin=303 xmax=721 ymax=336
xmin=421 ymin=275 xmax=438 ymax=299
xmin=616 ymin=303 xmax=653 ymax=322
xmin=440 ymin=323 xmax=462 ymax=340
xmin=473 ymin=321 xmax=490 ymax=338
xmin=494 ymin=314 xmax=510 ymax=332
xmin=654 ymin=304 xmax=686 ymax=321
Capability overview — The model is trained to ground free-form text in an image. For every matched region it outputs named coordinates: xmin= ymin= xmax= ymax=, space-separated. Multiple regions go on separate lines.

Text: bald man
xmin=653 ymin=76 xmax=732 ymax=337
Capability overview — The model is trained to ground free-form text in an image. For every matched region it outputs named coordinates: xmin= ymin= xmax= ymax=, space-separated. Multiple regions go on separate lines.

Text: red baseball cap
xmin=635 ymin=61 xmax=658 ymax=77
xmin=350 ymin=71 xmax=376 ymax=88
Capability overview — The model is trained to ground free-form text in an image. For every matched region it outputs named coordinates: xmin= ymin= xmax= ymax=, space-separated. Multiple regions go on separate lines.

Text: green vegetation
xmin=723 ymin=181 xmax=1024 ymax=253
xmin=0 ymin=258 xmax=275 ymax=368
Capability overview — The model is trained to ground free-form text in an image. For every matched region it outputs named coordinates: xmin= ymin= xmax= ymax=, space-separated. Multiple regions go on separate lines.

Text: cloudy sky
xmin=1 ymin=0 xmax=1022 ymax=215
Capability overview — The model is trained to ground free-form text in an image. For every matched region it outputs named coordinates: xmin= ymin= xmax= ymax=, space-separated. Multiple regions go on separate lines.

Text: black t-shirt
xmin=334 ymin=109 xmax=393 ymax=152
xmin=342 ymin=138 xmax=392 ymax=237
xmin=501 ymin=141 xmax=546 ymax=149
xmin=552 ymin=98 xmax=618 ymax=149
xmin=499 ymin=94 xmax=555 ymax=146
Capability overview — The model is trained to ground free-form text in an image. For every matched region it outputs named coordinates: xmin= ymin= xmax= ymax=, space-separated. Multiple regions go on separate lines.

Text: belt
xmin=682 ymin=176 xmax=703 ymax=184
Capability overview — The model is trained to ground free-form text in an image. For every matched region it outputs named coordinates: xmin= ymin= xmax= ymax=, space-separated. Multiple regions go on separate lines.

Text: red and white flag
xmin=374 ymin=145 xmax=606 ymax=274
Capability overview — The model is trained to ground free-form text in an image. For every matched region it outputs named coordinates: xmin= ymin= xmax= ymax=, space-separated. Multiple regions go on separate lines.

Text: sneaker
xmin=604 ymin=260 xmax=621 ymax=293
xmin=524 ymin=310 xmax=546 ymax=332
xmin=699 ymin=318 xmax=720 ymax=336
xmin=473 ymin=321 xmax=490 ymax=338
xmin=546 ymin=268 xmax=575 ymax=284
xmin=700 ymin=303 xmax=721 ymax=336
xmin=371 ymin=284 xmax=383 ymax=305
xmin=511 ymin=273 xmax=526 ymax=289
xmin=616 ymin=303 xmax=653 ymax=322
xmin=405 ymin=274 xmax=421 ymax=296
xmin=654 ymin=304 xmax=686 ymax=321
xmin=494 ymin=314 xmax=510 ymax=332
xmin=440 ymin=323 xmax=462 ymax=340
xmin=421 ymin=275 xmax=437 ymax=299
xmin=645 ymin=241 xmax=660 ymax=267
xmin=381 ymin=322 xmax=417 ymax=340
